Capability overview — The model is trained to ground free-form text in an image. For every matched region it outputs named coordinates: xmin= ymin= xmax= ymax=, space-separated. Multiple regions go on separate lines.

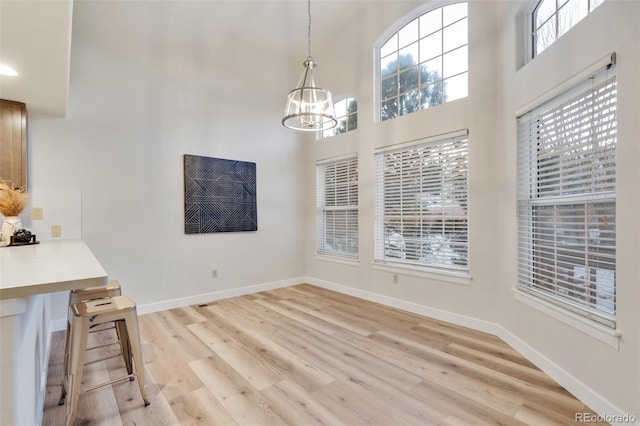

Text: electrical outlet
xmin=392 ymin=273 xmax=399 ymax=284
xmin=51 ymin=225 xmax=62 ymax=238
xmin=211 ymin=269 xmax=218 ymax=279
xmin=32 ymin=207 xmax=43 ymax=220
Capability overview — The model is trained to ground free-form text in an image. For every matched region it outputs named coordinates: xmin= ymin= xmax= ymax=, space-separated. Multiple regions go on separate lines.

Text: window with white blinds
xmin=517 ymin=65 xmax=617 ymax=327
xmin=374 ymin=133 xmax=469 ymax=272
xmin=316 ymin=156 xmax=358 ymax=259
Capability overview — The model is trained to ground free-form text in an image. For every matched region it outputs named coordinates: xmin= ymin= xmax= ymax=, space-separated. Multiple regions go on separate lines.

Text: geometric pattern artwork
xmin=183 ymin=154 xmax=257 ymax=233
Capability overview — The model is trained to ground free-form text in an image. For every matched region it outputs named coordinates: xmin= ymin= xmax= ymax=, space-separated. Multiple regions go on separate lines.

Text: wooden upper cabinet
xmin=0 ymin=100 xmax=28 ymax=188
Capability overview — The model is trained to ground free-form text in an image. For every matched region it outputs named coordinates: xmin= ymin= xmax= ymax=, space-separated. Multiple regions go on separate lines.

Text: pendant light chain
xmin=307 ymin=0 xmax=312 ymax=59
xmin=282 ymin=0 xmax=337 ymax=131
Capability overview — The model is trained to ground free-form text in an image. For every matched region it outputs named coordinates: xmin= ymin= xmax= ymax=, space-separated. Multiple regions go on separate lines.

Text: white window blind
xmin=517 ymin=65 xmax=617 ymax=327
xmin=316 ymin=156 xmax=358 ymax=259
xmin=374 ymin=133 xmax=469 ymax=272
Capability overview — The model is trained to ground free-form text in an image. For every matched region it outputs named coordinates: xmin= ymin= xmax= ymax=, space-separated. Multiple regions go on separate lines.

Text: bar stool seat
xmin=60 ymin=281 xmax=130 ymax=394
xmin=60 ymin=295 xmax=150 ymax=426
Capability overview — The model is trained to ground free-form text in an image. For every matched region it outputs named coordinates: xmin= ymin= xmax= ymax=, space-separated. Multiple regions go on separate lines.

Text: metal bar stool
xmin=59 ymin=280 xmax=133 ymax=406
xmin=60 ymin=295 xmax=150 ymax=426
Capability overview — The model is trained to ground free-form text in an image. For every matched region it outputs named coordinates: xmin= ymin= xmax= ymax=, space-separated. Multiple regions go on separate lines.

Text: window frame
xmin=531 ymin=0 xmax=606 ymax=58
xmin=315 ymin=154 xmax=359 ymax=260
xmin=374 ymin=1 xmax=469 ymax=123
xmin=373 ymin=130 xmax=470 ymax=276
xmin=320 ymin=95 xmax=358 ymax=140
xmin=516 ymin=62 xmax=617 ymax=329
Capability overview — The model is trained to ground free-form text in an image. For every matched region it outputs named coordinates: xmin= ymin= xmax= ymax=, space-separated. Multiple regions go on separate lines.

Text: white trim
xmin=373 ymin=128 xmax=469 ymax=153
xmin=515 ymin=52 xmax=616 ymax=117
xmin=315 ymin=254 xmax=360 ymax=267
xmin=512 ymin=288 xmax=621 ymax=349
xmin=372 ymin=261 xmax=471 ymax=286
xmin=49 ymin=277 xmax=302 ymax=331
xmin=305 ymin=276 xmax=636 ymax=425
xmin=496 ymin=326 xmax=636 ymax=426
xmin=306 ymin=276 xmax=492 ymax=332
xmin=316 ymin=152 xmax=358 ymax=166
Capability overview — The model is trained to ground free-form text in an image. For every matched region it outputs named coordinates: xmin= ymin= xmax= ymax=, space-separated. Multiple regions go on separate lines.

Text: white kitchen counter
xmin=0 ymin=239 xmax=108 ymax=425
xmin=0 ymin=239 xmax=107 ymax=300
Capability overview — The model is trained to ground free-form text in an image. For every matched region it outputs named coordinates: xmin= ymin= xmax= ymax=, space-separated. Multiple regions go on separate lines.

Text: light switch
xmin=32 ymin=207 xmax=43 ymax=220
xmin=51 ymin=225 xmax=62 ymax=238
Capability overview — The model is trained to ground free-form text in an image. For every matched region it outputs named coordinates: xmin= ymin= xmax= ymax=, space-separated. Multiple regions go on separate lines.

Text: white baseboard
xmin=305 ymin=276 xmax=638 ymax=426
xmin=135 ymin=277 xmax=303 ymax=316
xmin=49 ymin=277 xmax=302 ymax=332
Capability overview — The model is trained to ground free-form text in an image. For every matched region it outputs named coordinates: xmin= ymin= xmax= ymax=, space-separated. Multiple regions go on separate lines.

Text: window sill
xmin=315 ymin=254 xmax=360 ymax=267
xmin=372 ymin=261 xmax=472 ymax=286
xmin=512 ymin=288 xmax=621 ymax=350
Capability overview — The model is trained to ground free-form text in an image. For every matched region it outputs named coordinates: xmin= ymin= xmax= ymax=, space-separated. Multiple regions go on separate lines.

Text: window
xmin=316 ymin=156 xmax=358 ymax=259
xmin=532 ymin=0 xmax=606 ymax=57
xmin=378 ymin=2 xmax=468 ymax=122
xmin=321 ymin=97 xmax=358 ymax=139
xmin=374 ymin=132 xmax=469 ymax=273
xmin=517 ymin=65 xmax=617 ymax=327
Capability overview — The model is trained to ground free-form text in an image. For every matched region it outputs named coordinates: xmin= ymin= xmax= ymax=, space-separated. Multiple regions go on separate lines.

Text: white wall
xmin=28 ymin=0 xmax=307 ymax=320
xmin=305 ymin=0 xmax=639 ymax=420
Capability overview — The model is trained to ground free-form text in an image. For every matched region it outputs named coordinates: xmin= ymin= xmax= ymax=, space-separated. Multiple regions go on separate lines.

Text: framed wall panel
xmin=183 ymin=154 xmax=257 ymax=233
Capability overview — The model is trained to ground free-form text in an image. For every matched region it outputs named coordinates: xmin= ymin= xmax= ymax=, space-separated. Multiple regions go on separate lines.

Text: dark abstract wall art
xmin=183 ymin=154 xmax=257 ymax=233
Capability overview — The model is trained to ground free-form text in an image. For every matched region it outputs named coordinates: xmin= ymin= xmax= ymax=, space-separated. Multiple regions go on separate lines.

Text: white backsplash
xmin=20 ymin=188 xmax=82 ymax=241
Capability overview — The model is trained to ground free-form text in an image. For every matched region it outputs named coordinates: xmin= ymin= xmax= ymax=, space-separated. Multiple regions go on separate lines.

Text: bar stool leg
xmin=124 ymin=308 xmax=150 ymax=406
xmin=58 ymin=317 xmax=72 ymax=405
xmin=65 ymin=316 xmax=90 ymax=426
xmin=114 ymin=319 xmax=133 ymax=376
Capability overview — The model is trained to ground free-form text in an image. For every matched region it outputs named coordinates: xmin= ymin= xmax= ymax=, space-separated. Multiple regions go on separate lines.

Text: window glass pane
xmin=381 ymin=34 xmax=397 ymax=58
xmin=534 ymin=0 xmax=556 ymax=30
xmin=419 ymin=30 xmax=442 ymax=62
xmin=334 ymin=99 xmax=346 ymax=117
xmin=590 ymin=0 xmax=605 ymax=10
xmin=535 ymin=17 xmax=556 ymax=55
xmin=381 ymin=99 xmax=398 ymax=121
xmin=399 ymin=90 xmax=420 ymax=115
xmin=336 ymin=117 xmax=347 ymax=134
xmin=347 ymin=98 xmax=357 ymax=113
xmin=399 ymin=19 xmax=419 ymax=48
xmin=399 ymin=42 xmax=419 ymax=70
xmin=347 ymin=114 xmax=357 ymax=131
xmin=421 ymin=9 xmax=442 ymax=38
xmin=443 ymin=2 xmax=467 ymax=26
xmin=443 ymin=18 xmax=468 ymax=52
xmin=443 ymin=72 xmax=468 ymax=102
xmin=399 ymin=67 xmax=419 ymax=93
xmin=421 ymin=57 xmax=443 ymax=83
xmin=381 ymin=75 xmax=398 ymax=100
xmin=420 ymin=81 xmax=443 ymax=108
xmin=443 ymin=45 xmax=467 ymax=78
xmin=558 ymin=0 xmax=588 ymax=37
xmin=381 ymin=52 xmax=398 ymax=78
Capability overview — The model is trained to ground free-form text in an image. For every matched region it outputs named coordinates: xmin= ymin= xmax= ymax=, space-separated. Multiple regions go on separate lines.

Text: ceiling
xmin=0 ymin=0 xmax=73 ymax=117
xmin=0 ymin=0 xmax=370 ymax=118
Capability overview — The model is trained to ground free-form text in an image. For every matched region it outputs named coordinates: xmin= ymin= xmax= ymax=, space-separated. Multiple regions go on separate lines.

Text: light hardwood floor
xmin=43 ymin=284 xmax=604 ymax=425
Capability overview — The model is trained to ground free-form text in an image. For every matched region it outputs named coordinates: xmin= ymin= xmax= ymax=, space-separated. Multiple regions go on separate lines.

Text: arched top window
xmin=320 ymin=96 xmax=358 ymax=139
xmin=532 ymin=0 xmax=606 ymax=57
xmin=377 ymin=2 xmax=468 ymax=122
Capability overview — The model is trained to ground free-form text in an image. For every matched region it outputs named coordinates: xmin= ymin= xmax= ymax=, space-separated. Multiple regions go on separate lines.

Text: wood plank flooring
xmin=43 ymin=284 xmax=604 ymax=425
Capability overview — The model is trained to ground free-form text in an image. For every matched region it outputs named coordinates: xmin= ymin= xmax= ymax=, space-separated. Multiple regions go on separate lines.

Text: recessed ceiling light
xmin=0 ymin=64 xmax=18 ymax=76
